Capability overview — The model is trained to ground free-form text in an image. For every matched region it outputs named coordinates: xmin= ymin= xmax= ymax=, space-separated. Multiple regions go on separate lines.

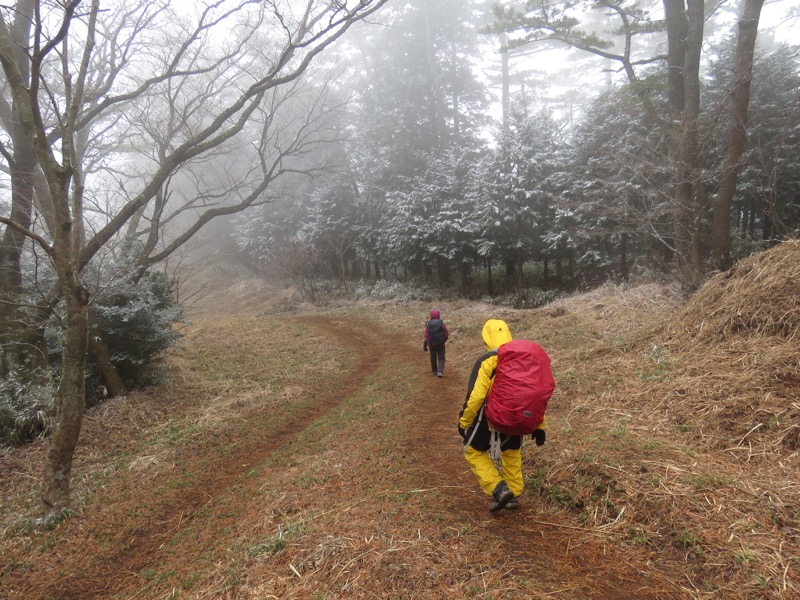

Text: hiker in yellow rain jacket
xmin=458 ymin=319 xmax=547 ymax=512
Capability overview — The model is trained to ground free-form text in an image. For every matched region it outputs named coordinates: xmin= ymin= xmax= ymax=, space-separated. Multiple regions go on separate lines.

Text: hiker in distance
xmin=423 ymin=309 xmax=449 ymax=378
xmin=458 ymin=319 xmax=555 ymax=512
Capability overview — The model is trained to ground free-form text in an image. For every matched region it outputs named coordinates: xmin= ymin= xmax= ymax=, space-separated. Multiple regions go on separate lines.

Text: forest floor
xmin=1 ymin=242 xmax=799 ymax=599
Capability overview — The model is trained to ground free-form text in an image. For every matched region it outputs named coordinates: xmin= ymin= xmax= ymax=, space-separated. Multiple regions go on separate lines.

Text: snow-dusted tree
xmin=467 ymin=156 xmax=504 ymax=296
xmin=385 ymin=145 xmax=484 ymax=292
xmin=349 ymin=161 xmax=391 ymax=279
xmin=746 ymin=46 xmax=800 ymax=241
xmin=473 ymin=99 xmax=562 ymax=300
xmin=301 ymin=173 xmax=360 ymax=289
xmin=382 ymin=158 xmax=457 ymax=286
xmin=565 ymin=82 xmax=673 ymax=278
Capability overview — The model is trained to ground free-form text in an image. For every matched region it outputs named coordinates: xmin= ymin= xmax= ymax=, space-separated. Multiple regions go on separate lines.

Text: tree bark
xmin=663 ymin=0 xmax=688 ymax=115
xmin=0 ymin=0 xmax=40 ymax=377
xmin=710 ymin=0 xmax=765 ymax=271
xmin=88 ymin=307 xmax=125 ymax=398
xmin=486 ymin=256 xmax=493 ymax=296
xmin=543 ymin=255 xmax=549 ymax=290
xmin=499 ymin=30 xmax=509 ymax=132
xmin=436 ymin=255 xmax=447 ymax=290
xmin=620 ymin=232 xmax=629 ymax=280
xmin=673 ymin=0 xmax=705 ymax=286
xmin=42 ymin=280 xmax=88 ymax=510
xmin=460 ymin=260 xmax=469 ymax=297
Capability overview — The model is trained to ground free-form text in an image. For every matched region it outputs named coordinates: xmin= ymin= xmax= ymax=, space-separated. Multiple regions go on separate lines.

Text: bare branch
xmin=0 ymin=215 xmax=54 ymax=254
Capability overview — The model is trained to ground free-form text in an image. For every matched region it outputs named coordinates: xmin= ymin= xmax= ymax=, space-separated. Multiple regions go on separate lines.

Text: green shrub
xmin=41 ymin=267 xmax=185 ymax=409
xmin=0 ymin=370 xmax=55 ymax=445
xmin=91 ymin=270 xmax=184 ymax=393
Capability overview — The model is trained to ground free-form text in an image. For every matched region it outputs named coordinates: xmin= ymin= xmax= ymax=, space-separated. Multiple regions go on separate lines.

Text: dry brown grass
xmin=671 ymin=239 xmax=800 ymax=342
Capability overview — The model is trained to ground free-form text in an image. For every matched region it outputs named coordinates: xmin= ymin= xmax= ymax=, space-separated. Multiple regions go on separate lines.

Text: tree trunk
xmin=42 ymin=165 xmax=89 ymax=509
xmin=710 ymin=0 xmax=764 ymax=271
xmin=0 ymin=0 xmax=40 ymax=378
xmin=620 ymin=232 xmax=629 ymax=280
xmin=460 ymin=261 xmax=469 ymax=297
xmin=422 ymin=0 xmax=448 ymax=148
xmin=663 ymin=0 xmax=688 ymax=115
xmin=543 ymin=255 xmax=549 ymax=290
xmin=0 ymin=140 xmax=34 ymax=296
xmin=450 ymin=42 xmax=461 ymax=138
xmin=0 ymin=153 xmax=37 ymax=376
xmin=568 ymin=249 xmax=575 ymax=278
xmin=88 ymin=307 xmax=125 ymax=398
xmin=486 ymin=256 xmax=494 ymax=296
xmin=42 ymin=281 xmax=89 ymax=510
xmin=673 ymin=0 xmax=705 ymax=286
xmin=499 ymin=30 xmax=509 ymax=132
xmin=762 ymin=211 xmax=772 ymax=241
xmin=436 ymin=255 xmax=447 ymax=290
xmin=515 ymin=247 xmax=524 ymax=303
xmin=504 ymin=256 xmax=514 ymax=278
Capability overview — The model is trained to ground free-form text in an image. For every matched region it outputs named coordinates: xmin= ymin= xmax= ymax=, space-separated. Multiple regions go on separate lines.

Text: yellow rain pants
xmin=464 ymin=446 xmax=523 ymax=497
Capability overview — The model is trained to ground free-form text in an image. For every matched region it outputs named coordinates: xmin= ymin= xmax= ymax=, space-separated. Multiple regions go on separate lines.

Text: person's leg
xmin=500 ymin=447 xmax=523 ymax=497
xmin=437 ymin=345 xmax=446 ymax=374
xmin=463 ymin=415 xmax=511 ymax=508
xmin=464 ymin=446 xmax=502 ymax=496
xmin=429 ymin=346 xmax=438 ymax=373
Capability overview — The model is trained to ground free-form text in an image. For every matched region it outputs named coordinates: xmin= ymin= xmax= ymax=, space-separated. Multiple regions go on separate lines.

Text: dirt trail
xmin=2 ymin=312 xmax=682 ymax=599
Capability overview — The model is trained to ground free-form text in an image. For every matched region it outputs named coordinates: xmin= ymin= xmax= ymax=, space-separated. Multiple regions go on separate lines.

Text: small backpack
xmin=427 ymin=319 xmax=446 ymax=346
xmin=485 ymin=339 xmax=555 ymax=436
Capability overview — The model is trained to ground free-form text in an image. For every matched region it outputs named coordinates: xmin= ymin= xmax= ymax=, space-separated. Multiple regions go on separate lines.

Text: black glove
xmin=423 ymin=342 xmax=428 ymax=352
xmin=458 ymin=425 xmax=465 ymax=439
xmin=532 ymin=429 xmax=546 ymax=446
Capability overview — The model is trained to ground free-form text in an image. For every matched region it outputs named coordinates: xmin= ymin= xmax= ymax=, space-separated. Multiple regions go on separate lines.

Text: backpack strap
xmin=489 ymin=430 xmax=502 ymax=460
xmin=464 ymin=404 xmax=484 ymax=450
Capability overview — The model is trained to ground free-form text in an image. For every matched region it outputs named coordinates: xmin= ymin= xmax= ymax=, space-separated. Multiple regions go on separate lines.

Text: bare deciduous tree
xmin=0 ymin=0 xmax=389 ymax=510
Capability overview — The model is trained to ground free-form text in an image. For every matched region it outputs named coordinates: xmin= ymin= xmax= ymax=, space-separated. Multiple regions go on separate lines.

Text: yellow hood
xmin=481 ymin=319 xmax=513 ymax=351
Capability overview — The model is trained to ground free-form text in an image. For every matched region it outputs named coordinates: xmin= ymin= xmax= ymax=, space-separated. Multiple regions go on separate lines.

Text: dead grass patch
xmin=671 ymin=239 xmax=800 ymax=342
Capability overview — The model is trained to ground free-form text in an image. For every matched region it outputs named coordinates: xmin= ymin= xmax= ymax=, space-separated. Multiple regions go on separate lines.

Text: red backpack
xmin=485 ymin=339 xmax=555 ymax=435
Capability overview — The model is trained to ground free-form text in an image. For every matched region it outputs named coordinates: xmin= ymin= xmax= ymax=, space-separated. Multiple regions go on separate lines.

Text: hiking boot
xmin=437 ymin=371 xmax=443 ymax=378
xmin=505 ymin=496 xmax=519 ymax=510
xmin=489 ymin=481 xmax=514 ymax=512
